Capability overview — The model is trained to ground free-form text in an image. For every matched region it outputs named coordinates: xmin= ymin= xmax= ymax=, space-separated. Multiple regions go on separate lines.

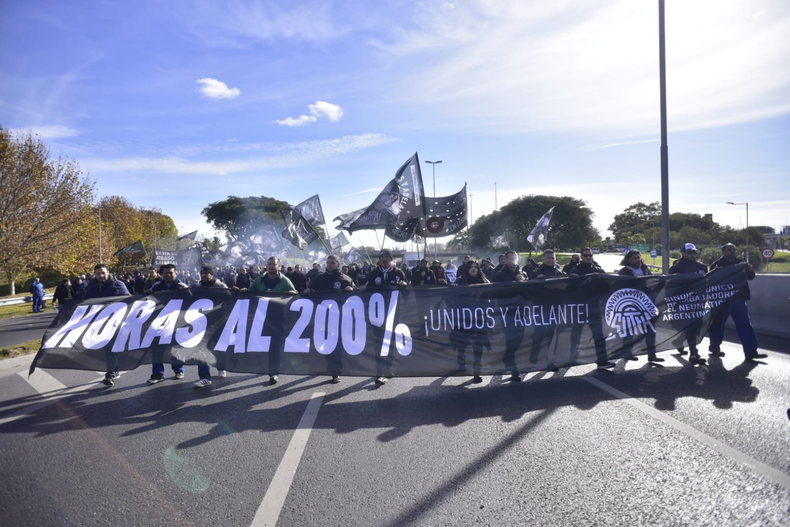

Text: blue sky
xmin=2 ymin=0 xmax=788 ymax=248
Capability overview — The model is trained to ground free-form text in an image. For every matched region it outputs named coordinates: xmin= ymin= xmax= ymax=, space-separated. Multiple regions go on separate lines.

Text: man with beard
xmin=411 ymin=259 xmax=435 ymax=285
xmin=305 ymin=262 xmax=322 ymax=286
xmin=146 ymin=264 xmax=189 ymax=384
xmin=84 ymin=264 xmax=130 ymax=386
xmin=530 ymin=250 xmax=566 ymax=279
xmin=303 ymin=254 xmax=355 ymax=383
xmin=192 ymin=265 xmax=229 ymax=388
xmin=249 ymin=256 xmax=297 ymax=385
xmin=233 ymin=266 xmax=252 ymax=292
xmin=360 ymin=250 xmax=407 ymax=385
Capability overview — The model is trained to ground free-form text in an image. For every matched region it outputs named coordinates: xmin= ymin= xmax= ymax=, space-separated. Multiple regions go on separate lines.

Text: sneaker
xmin=745 ymin=353 xmax=768 ymax=361
xmin=597 ymin=361 xmax=616 ymax=370
xmin=147 ymin=374 xmax=165 ymax=384
xmin=647 ymin=355 xmax=665 ymax=363
xmin=689 ymin=353 xmax=706 ymax=365
xmin=217 ymin=370 xmax=227 ymax=378
xmin=625 ymin=356 xmax=639 ymax=361
xmin=708 ymin=347 xmax=725 ymax=357
xmin=676 ymin=348 xmax=688 ymax=356
xmin=193 ymin=378 xmax=212 ymax=389
xmin=102 ymin=374 xmax=114 ymax=386
xmin=472 ymin=375 xmax=483 ymax=384
xmin=174 ymin=371 xmax=185 ymax=380
xmin=509 ymin=374 xmax=522 ymax=382
xmin=374 ymin=376 xmax=388 ymax=385
xmin=330 ymin=376 xmax=341 ymax=384
xmin=269 ymin=375 xmax=279 ymax=385
xmin=111 ymin=372 xmax=120 ymax=379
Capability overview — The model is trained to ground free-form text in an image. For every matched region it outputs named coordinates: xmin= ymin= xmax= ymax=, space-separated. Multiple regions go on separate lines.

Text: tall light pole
xmin=658 ymin=0 xmax=671 ymax=274
xmin=468 ymin=193 xmax=474 ymax=253
xmin=726 ymin=201 xmax=750 ymax=263
xmin=425 ymin=160 xmax=442 ymax=258
xmin=494 ymin=182 xmax=498 ymax=212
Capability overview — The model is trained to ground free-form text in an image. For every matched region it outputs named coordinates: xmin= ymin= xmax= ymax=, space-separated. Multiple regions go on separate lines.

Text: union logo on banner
xmin=604 ymin=288 xmax=658 ymax=339
xmin=426 ymin=217 xmax=444 ymax=234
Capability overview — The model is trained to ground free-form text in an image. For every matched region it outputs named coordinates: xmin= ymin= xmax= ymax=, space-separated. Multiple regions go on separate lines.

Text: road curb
xmin=0 ymin=352 xmax=36 ymax=372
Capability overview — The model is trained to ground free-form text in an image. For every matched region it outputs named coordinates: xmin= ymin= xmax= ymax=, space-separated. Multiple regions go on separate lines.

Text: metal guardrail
xmin=0 ymin=294 xmax=54 ymax=307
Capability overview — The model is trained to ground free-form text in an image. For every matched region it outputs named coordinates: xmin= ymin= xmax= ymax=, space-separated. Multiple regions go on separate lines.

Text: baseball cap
xmin=684 ymin=243 xmax=698 ymax=252
xmin=200 ymin=265 xmax=215 ymax=275
xmin=379 ymin=250 xmax=392 ymax=259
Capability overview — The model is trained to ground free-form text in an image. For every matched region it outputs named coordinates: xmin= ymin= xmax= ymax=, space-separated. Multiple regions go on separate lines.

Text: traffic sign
xmin=632 ymin=244 xmax=650 ymax=252
xmin=762 ymin=248 xmax=775 ymax=259
xmin=650 ymin=250 xmax=657 ymax=259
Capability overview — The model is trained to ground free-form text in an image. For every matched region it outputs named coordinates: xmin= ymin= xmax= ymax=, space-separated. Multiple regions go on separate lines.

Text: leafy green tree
xmin=609 ymin=201 xmax=660 ymax=242
xmin=470 ymin=195 xmax=598 ymax=252
xmin=202 ymin=196 xmax=292 ymax=241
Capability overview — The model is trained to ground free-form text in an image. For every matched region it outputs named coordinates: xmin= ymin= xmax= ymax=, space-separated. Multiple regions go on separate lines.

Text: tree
xmin=470 ymin=195 xmax=599 ymax=252
xmin=0 ymin=126 xmax=96 ymax=295
xmin=202 ymin=196 xmax=292 ymax=241
xmin=608 ymin=201 xmax=660 ymax=243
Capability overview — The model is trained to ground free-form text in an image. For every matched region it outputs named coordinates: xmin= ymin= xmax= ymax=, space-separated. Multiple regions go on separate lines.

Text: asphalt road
xmin=0 ymin=332 xmax=788 ymax=526
xmin=0 ymin=310 xmax=55 ymax=348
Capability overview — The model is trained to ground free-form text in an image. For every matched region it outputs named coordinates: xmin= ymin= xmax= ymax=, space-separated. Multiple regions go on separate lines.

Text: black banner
xmin=31 ymin=266 xmax=749 ymax=377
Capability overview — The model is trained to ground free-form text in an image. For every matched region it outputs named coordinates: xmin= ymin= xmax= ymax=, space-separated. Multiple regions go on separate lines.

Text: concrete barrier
xmin=729 ymin=274 xmax=790 ymax=339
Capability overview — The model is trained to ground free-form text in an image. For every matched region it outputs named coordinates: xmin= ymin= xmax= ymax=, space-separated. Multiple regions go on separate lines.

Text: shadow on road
xmin=0 ymin=354 xmax=761 ymax=452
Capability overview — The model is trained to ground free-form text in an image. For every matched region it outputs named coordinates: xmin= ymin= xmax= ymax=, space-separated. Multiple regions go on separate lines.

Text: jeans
xmin=708 ymin=300 xmax=759 ymax=355
xmin=152 ymin=362 xmax=184 ymax=376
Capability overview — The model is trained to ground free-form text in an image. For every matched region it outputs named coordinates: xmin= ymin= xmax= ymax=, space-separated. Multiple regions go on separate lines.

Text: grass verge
xmin=1 ymin=338 xmax=41 ymax=360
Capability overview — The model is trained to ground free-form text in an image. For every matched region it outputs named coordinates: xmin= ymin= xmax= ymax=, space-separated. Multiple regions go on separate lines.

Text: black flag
xmin=282 ymin=207 xmax=319 ymax=250
xmin=418 ymin=184 xmax=468 ymax=238
xmin=114 ymin=240 xmax=146 ymax=257
xmin=293 ymin=195 xmax=325 ymax=226
xmin=335 ymin=153 xmax=425 ymax=232
xmin=527 ymin=206 xmax=555 ymax=250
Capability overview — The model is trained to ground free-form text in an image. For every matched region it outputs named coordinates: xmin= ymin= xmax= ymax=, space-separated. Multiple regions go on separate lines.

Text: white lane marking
xmin=251 ymin=392 xmax=326 ymax=527
xmin=585 ymin=377 xmax=790 ymax=491
xmin=0 ymin=371 xmax=104 ymax=426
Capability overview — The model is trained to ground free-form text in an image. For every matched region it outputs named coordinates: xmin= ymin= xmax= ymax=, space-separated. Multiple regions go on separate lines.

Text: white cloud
xmin=80 ymin=133 xmax=394 ymax=175
xmin=11 ymin=124 xmax=80 ymax=139
xmin=370 ymin=0 xmax=790 ymax=136
xmin=196 ymin=77 xmax=240 ymax=99
xmin=275 ymin=100 xmax=344 ymax=126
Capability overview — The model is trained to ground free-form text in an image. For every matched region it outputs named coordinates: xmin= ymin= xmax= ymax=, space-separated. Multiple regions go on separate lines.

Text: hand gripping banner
xmin=30 ymin=266 xmax=749 ymax=377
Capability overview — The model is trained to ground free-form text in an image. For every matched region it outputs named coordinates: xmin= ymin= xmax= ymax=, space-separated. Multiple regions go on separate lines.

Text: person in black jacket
xmin=567 ymin=248 xmax=615 ymax=370
xmin=562 ymin=254 xmax=580 ymax=274
xmin=668 ymin=243 xmax=707 ymax=364
xmin=707 ymin=243 xmax=765 ymax=361
xmin=361 ymin=250 xmax=407 ymax=385
xmin=530 ymin=250 xmax=566 ymax=279
xmin=52 ymin=279 xmax=74 ymax=309
xmin=450 ymin=261 xmax=491 ymax=383
xmin=303 ymin=254 xmax=355 ymax=383
xmin=410 ymin=259 xmax=435 ymax=285
xmin=617 ymin=250 xmax=665 ymax=364
xmin=492 ymin=250 xmax=528 ymax=381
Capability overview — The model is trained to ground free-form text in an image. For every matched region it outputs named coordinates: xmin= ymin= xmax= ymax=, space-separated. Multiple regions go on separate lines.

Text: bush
xmin=669 ymin=250 xmax=682 ymax=261
xmin=698 ymin=247 xmax=720 ymax=266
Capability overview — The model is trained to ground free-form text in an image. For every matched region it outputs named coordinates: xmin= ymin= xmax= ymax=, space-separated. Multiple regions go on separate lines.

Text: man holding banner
xmin=249 ymin=256 xmax=297 ymax=385
xmin=85 ymin=264 xmax=130 ymax=387
xmin=147 ymin=264 xmax=189 ymax=384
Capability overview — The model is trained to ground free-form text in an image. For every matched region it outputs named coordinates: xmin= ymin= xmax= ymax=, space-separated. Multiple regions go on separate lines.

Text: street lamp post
xmin=98 ymin=206 xmax=103 ymax=263
xmin=726 ymin=201 xmax=750 ymax=263
xmin=468 ymin=193 xmax=474 ymax=253
xmin=425 ymin=160 xmax=442 ymax=258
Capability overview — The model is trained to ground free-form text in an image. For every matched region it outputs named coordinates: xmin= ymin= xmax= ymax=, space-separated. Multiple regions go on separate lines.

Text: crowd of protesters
xmin=34 ymin=240 xmax=765 ymax=388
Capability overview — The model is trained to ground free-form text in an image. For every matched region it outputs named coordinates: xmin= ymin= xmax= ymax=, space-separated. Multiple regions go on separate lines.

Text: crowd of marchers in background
xmin=36 ymin=241 xmax=765 ymax=389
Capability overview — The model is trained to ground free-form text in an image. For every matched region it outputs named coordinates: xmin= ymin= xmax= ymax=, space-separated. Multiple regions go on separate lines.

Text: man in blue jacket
xmin=708 ymin=243 xmax=766 ymax=361
xmin=30 ymin=278 xmax=46 ymax=313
